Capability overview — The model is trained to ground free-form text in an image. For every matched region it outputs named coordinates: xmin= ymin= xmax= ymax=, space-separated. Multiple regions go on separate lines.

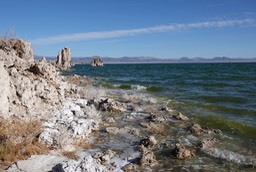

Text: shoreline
xmin=1 ymin=39 xmax=255 ymax=171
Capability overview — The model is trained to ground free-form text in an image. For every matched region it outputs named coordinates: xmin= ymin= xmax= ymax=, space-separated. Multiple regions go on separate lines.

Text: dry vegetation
xmin=0 ymin=118 xmax=49 ymax=166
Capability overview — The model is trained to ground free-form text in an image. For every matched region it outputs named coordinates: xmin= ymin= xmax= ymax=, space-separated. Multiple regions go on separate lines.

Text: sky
xmin=1 ymin=0 xmax=256 ymax=59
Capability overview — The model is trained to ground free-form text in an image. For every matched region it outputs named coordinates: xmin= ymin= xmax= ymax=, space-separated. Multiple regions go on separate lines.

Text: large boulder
xmin=56 ymin=47 xmax=72 ymax=70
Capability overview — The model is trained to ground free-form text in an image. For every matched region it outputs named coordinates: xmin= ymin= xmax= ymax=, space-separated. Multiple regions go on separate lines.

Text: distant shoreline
xmin=35 ymin=56 xmax=256 ymax=65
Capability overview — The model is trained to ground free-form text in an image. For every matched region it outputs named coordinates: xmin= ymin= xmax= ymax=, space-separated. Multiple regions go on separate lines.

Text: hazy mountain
xmin=35 ymin=55 xmax=256 ymax=64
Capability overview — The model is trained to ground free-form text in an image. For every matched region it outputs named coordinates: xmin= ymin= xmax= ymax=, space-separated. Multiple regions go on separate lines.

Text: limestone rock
xmin=172 ymin=143 xmax=195 ymax=160
xmin=174 ymin=112 xmax=189 ymax=121
xmin=52 ymin=155 xmax=108 ymax=172
xmin=189 ymin=123 xmax=222 ymax=135
xmin=56 ymin=47 xmax=72 ymax=70
xmin=0 ymin=61 xmax=10 ymax=118
xmin=91 ymin=57 xmax=103 ymax=67
xmin=53 ymin=150 xmax=119 ymax=172
xmin=140 ymin=136 xmax=158 ymax=149
xmin=39 ymin=99 xmax=100 ymax=148
xmin=122 ymin=163 xmax=138 ymax=172
xmin=199 ymin=138 xmax=218 ymax=149
xmin=139 ymin=146 xmax=157 ymax=166
xmin=6 ymin=155 xmax=67 ymax=172
xmin=0 ymin=38 xmax=72 ymax=120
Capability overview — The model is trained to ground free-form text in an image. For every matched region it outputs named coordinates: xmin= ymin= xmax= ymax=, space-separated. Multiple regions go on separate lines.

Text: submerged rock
xmin=140 ymin=136 xmax=158 ymax=149
xmin=199 ymin=138 xmax=218 ymax=149
xmin=174 ymin=112 xmax=189 ymax=121
xmin=149 ymin=113 xmax=166 ymax=123
xmin=139 ymin=146 xmax=157 ymax=167
xmin=172 ymin=143 xmax=195 ymax=160
xmin=189 ymin=123 xmax=222 ymax=135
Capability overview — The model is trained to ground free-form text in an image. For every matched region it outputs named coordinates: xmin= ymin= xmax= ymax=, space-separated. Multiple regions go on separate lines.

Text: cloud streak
xmin=31 ymin=18 xmax=255 ymax=45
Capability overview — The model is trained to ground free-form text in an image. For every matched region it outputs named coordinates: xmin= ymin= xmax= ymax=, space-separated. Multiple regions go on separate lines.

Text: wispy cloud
xmin=31 ymin=18 xmax=255 ymax=45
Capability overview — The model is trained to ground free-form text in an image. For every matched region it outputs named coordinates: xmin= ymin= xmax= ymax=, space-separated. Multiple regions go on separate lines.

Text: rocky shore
xmin=0 ymin=38 xmax=255 ymax=171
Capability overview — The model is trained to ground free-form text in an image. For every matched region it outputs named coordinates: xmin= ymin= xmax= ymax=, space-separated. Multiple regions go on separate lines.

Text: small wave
xmin=146 ymin=86 xmax=163 ymax=92
xmin=131 ymin=85 xmax=147 ymax=91
xmin=202 ymin=147 xmax=256 ymax=166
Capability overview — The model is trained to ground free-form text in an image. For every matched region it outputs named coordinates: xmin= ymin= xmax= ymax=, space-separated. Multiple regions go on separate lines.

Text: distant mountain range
xmin=35 ymin=55 xmax=256 ymax=64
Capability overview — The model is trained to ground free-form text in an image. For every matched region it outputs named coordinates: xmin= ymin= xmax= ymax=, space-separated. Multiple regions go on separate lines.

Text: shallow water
xmin=66 ymin=63 xmax=256 ymax=171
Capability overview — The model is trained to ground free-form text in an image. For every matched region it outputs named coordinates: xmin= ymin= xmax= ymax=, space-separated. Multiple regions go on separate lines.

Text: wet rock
xmin=174 ymin=112 xmax=189 ymax=121
xmin=189 ymin=123 xmax=222 ymax=135
xmin=199 ymin=138 xmax=218 ymax=149
xmin=140 ymin=136 xmax=158 ymax=149
xmin=149 ymin=113 xmax=166 ymax=123
xmin=172 ymin=143 xmax=195 ymax=160
xmin=139 ymin=146 xmax=157 ymax=167
xmin=56 ymin=47 xmax=72 ymax=70
xmin=92 ymin=98 xmax=127 ymax=113
xmin=159 ymin=106 xmax=174 ymax=113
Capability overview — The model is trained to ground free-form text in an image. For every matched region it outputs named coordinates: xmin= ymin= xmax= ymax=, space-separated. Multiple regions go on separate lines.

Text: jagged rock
xmin=53 ymin=155 xmax=108 ymax=172
xmin=91 ymin=57 xmax=103 ymax=67
xmin=56 ymin=47 xmax=72 ymax=70
xmin=39 ymin=99 xmax=100 ymax=147
xmin=53 ymin=150 xmax=119 ymax=172
xmin=174 ymin=112 xmax=189 ymax=121
xmin=0 ymin=38 xmax=33 ymax=61
xmin=140 ymin=136 xmax=158 ymax=149
xmin=93 ymin=150 xmax=116 ymax=164
xmin=139 ymin=146 xmax=157 ymax=166
xmin=189 ymin=123 xmax=222 ymax=135
xmin=122 ymin=163 xmax=138 ymax=172
xmin=0 ymin=61 xmax=10 ymax=118
xmin=0 ymin=39 xmax=72 ymax=119
xmin=199 ymin=138 xmax=218 ymax=149
xmin=172 ymin=143 xmax=195 ymax=159
xmin=149 ymin=113 xmax=166 ymax=123
xmin=89 ymin=98 xmax=127 ymax=113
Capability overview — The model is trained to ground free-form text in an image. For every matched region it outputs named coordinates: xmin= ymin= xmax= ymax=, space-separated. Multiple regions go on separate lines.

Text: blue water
xmin=67 ymin=63 xmax=256 ymax=140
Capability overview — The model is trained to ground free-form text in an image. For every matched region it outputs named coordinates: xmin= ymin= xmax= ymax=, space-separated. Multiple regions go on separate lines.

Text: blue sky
xmin=1 ymin=0 xmax=256 ymax=58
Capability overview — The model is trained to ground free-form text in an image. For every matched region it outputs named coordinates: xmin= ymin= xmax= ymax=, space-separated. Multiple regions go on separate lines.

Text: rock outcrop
xmin=56 ymin=47 xmax=72 ymax=70
xmin=91 ymin=57 xmax=103 ymax=67
xmin=0 ymin=38 xmax=71 ymax=120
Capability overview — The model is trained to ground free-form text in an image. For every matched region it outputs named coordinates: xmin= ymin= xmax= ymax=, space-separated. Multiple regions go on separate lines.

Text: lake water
xmin=67 ymin=62 xmax=256 ymax=170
